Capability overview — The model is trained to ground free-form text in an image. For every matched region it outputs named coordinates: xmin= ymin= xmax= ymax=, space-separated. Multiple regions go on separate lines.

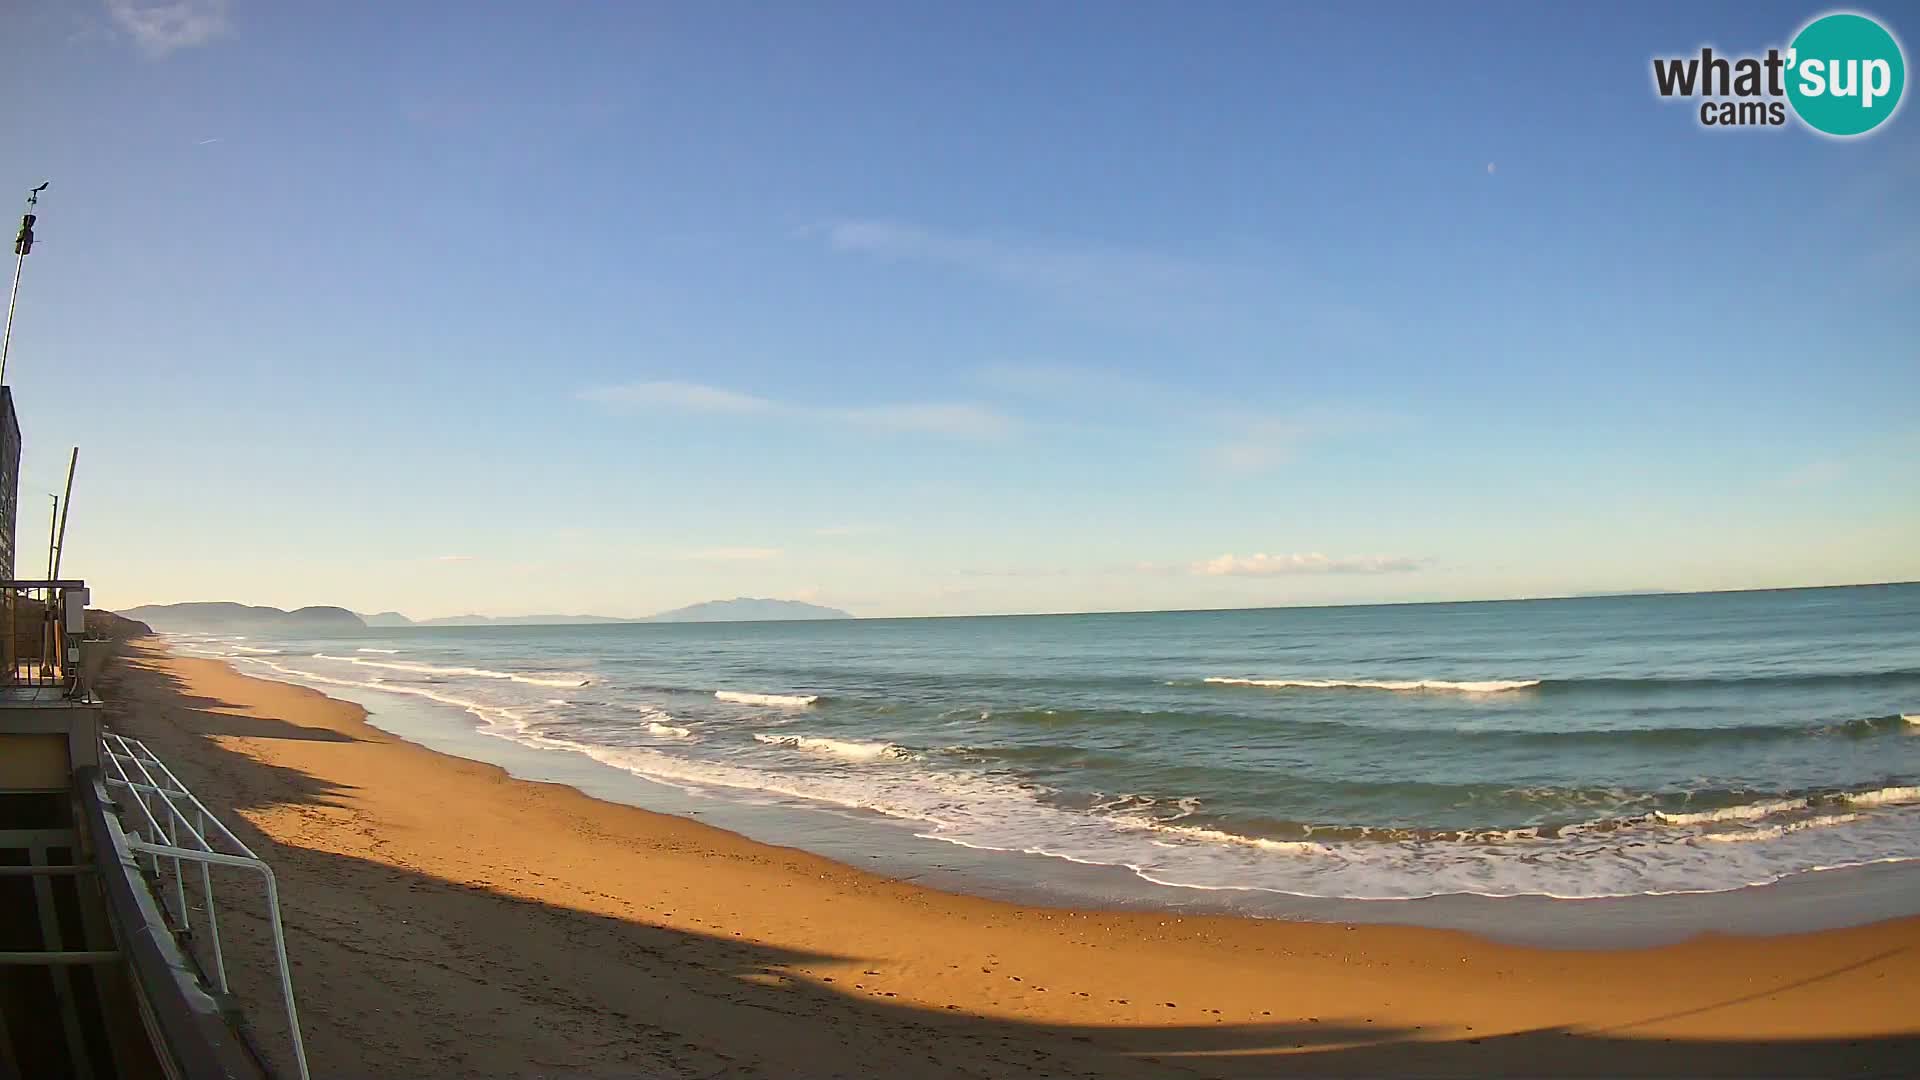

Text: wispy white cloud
xmin=1212 ymin=420 xmax=1312 ymax=472
xmin=682 ymin=547 xmax=783 ymax=562
xmin=434 ymin=554 xmax=475 ymax=563
xmin=1193 ymin=552 xmax=1426 ymax=576
xmin=839 ymin=402 xmax=1009 ymax=437
xmin=1209 ymin=410 xmax=1399 ymax=474
xmin=979 ymin=364 xmax=1397 ymax=474
xmin=583 ymin=381 xmax=772 ymax=414
xmin=106 ymin=0 xmax=231 ymax=56
xmin=974 ymin=363 xmax=1166 ymax=404
xmin=1783 ymin=461 xmax=1847 ymax=487
xmin=814 ymin=220 xmax=1203 ymax=308
xmin=581 ymin=380 xmax=1012 ymax=439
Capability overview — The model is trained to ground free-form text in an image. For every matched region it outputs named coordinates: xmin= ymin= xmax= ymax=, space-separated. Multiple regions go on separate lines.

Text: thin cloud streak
xmin=1193 ymin=552 xmax=1427 ymax=576
xmin=681 ymin=547 xmax=783 ymax=562
xmin=581 ymin=380 xmax=1012 ymax=439
xmin=978 ymin=364 xmax=1399 ymax=474
xmin=815 ymin=220 xmax=1205 ymax=309
xmin=106 ymin=0 xmax=231 ymax=56
xmin=1783 ymin=461 xmax=1847 ymax=487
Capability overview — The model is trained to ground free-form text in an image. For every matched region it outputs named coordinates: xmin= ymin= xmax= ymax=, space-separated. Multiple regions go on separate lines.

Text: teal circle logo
xmin=1787 ymin=13 xmax=1906 ymax=136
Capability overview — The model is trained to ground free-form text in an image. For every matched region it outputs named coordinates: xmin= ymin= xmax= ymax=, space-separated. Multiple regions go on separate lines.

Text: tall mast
xmin=51 ymin=447 xmax=75 ymax=580
xmin=44 ymin=494 xmax=56 ymax=581
xmin=0 ymin=182 xmax=49 ymax=387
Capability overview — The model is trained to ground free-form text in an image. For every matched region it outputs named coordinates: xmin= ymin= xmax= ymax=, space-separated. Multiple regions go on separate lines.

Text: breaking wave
xmin=717 ymin=690 xmax=820 ymax=707
xmin=752 ymin=733 xmax=906 ymax=762
xmin=1204 ymin=676 xmax=1541 ymax=693
xmin=311 ymin=654 xmax=589 ymax=689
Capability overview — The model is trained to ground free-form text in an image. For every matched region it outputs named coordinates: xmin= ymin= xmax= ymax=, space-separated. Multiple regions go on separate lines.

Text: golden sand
xmin=102 ymin=643 xmax=1919 ymax=1077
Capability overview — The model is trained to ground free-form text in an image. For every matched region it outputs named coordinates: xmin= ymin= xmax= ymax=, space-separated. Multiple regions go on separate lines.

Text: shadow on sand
xmin=100 ymin=653 xmax=1917 ymax=1078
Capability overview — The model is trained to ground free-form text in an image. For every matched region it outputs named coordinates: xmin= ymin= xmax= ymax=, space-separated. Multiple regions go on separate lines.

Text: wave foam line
xmin=1117 ymin=818 xmax=1333 ymax=857
xmin=312 ymin=654 xmax=589 ymax=689
xmin=1846 ymin=785 xmax=1920 ymax=808
xmin=752 ymin=733 xmax=904 ymax=762
xmin=1699 ymin=814 xmax=1862 ymax=843
xmin=1204 ymin=676 xmax=1540 ymax=693
xmin=1654 ymin=798 xmax=1810 ymax=825
xmin=357 ymin=648 xmax=401 ymax=654
xmin=228 ymin=645 xmax=282 ymax=655
xmin=648 ymin=722 xmax=693 ymax=739
xmin=717 ymin=690 xmax=819 ymax=707
xmin=232 ymin=657 xmax=526 ymax=727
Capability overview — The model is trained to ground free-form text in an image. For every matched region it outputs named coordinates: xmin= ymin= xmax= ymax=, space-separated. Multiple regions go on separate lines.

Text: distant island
xmin=118 ymin=597 xmax=853 ymax=633
xmin=641 ymin=598 xmax=852 ymax=623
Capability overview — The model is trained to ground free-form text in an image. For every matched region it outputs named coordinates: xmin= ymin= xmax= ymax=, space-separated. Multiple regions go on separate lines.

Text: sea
xmin=167 ymin=584 xmax=1920 ymax=906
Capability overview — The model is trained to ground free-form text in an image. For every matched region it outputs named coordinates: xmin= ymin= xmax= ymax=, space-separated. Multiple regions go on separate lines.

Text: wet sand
xmin=102 ymin=642 xmax=1920 ymax=1078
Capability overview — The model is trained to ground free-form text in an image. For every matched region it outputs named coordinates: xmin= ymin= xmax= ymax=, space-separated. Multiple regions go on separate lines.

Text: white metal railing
xmin=100 ymin=732 xmax=310 ymax=1080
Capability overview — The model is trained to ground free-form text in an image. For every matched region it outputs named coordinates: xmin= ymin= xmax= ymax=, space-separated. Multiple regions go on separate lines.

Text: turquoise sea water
xmin=173 ymin=584 xmax=1920 ymax=901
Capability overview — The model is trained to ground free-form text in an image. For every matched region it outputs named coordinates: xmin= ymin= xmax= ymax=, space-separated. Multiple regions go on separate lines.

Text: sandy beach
xmin=98 ymin=641 xmax=1919 ymax=1078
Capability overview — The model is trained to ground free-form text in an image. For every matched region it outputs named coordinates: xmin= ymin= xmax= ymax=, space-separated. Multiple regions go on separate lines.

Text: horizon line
xmin=118 ymin=579 xmax=1918 ymax=628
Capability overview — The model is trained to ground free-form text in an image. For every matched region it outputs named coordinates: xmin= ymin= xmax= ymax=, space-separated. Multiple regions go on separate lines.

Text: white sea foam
xmin=1203 ymin=676 xmax=1540 ymax=693
xmin=357 ymin=648 xmax=402 ymax=654
xmin=717 ymin=690 xmax=819 ymax=707
xmin=1119 ymin=819 xmax=1333 ymax=857
xmin=311 ymin=654 xmax=589 ymax=689
xmin=1846 ymin=785 xmax=1920 ymax=808
xmin=216 ymin=650 xmax=1920 ymax=903
xmin=1699 ymin=814 xmax=1862 ymax=843
xmin=753 ymin=733 xmax=903 ymax=762
xmin=232 ymin=657 xmax=525 ymax=727
xmin=1654 ymin=798 xmax=1809 ymax=825
xmin=229 ymin=645 xmax=281 ymax=654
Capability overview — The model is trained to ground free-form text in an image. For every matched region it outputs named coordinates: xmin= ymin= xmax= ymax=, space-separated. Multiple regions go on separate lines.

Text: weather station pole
xmin=51 ymin=447 xmax=75 ymax=580
xmin=1 ymin=182 xmax=49 ymax=387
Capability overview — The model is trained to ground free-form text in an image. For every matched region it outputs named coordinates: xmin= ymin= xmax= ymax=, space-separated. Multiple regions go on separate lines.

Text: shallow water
xmin=173 ymin=583 xmax=1920 ymax=901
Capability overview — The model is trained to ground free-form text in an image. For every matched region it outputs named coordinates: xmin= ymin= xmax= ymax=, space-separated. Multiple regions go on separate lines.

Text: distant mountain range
xmin=117 ymin=602 xmax=366 ymax=634
xmin=119 ymin=597 xmax=852 ymax=633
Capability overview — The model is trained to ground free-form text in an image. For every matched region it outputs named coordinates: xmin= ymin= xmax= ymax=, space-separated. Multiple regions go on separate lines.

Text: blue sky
xmin=1 ymin=1 xmax=1914 ymax=618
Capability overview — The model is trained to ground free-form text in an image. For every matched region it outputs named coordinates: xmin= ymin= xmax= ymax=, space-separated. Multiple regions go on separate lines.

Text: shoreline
xmin=217 ymin=637 xmax=1920 ymax=949
xmin=102 ymin=641 xmax=1920 ymax=1077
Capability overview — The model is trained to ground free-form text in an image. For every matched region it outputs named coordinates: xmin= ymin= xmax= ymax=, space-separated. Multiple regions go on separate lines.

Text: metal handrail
xmin=99 ymin=732 xmax=310 ymax=1080
xmin=78 ymin=768 xmax=271 ymax=1080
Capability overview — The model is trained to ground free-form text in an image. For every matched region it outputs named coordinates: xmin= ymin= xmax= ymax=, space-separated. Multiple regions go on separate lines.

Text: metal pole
xmin=0 ymin=249 xmax=24 ymax=385
xmin=51 ymin=447 xmax=75 ymax=579
xmin=0 ymin=182 xmax=47 ymax=387
xmin=40 ymin=495 xmax=55 ymax=678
